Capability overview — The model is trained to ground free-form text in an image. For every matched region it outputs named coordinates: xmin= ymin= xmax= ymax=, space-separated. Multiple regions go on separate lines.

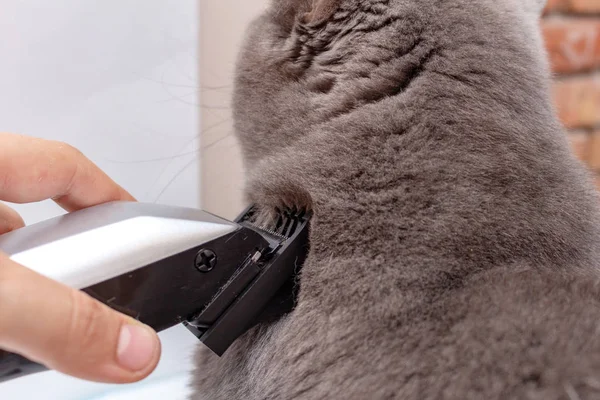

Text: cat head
xmin=231 ymin=0 xmax=343 ymax=171
xmin=232 ymin=0 xmax=549 ymax=172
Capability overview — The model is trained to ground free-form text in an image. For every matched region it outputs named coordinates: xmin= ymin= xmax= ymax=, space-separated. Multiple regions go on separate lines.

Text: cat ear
xmin=302 ymin=0 xmax=341 ymax=25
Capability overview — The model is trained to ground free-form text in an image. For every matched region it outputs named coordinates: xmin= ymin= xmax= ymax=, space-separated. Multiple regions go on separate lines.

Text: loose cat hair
xmin=192 ymin=0 xmax=600 ymax=398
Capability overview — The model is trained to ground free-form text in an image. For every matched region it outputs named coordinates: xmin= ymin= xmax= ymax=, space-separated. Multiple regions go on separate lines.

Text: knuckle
xmin=51 ymin=141 xmax=82 ymax=194
xmin=66 ymin=290 xmax=110 ymax=354
xmin=51 ymin=140 xmax=84 ymax=168
xmin=53 ymin=140 xmax=80 ymax=155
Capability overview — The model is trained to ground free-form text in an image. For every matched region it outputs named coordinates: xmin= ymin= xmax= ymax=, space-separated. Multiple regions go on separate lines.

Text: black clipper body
xmin=187 ymin=206 xmax=311 ymax=355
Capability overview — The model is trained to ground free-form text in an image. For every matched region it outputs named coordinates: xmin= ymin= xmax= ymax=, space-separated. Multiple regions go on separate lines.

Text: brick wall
xmin=542 ymin=1 xmax=600 ymax=185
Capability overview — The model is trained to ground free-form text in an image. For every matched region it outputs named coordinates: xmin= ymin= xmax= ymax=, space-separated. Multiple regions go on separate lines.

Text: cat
xmin=192 ymin=0 xmax=600 ymax=398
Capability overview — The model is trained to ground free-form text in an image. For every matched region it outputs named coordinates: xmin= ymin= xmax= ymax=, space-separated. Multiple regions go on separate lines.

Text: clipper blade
xmin=188 ymin=204 xmax=311 ymax=356
xmin=237 ymin=206 xmax=309 ymax=244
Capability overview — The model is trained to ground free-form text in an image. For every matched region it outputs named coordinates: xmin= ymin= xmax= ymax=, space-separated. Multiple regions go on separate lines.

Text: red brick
xmin=542 ymin=19 xmax=600 ymax=73
xmin=569 ymin=0 xmax=600 ymax=13
xmin=552 ymin=76 xmax=600 ymax=129
xmin=544 ymin=0 xmax=600 ymax=14
xmin=568 ymin=130 xmax=591 ymax=162
xmin=593 ymin=173 xmax=600 ymax=191
xmin=544 ymin=0 xmax=568 ymax=13
xmin=587 ymin=130 xmax=600 ymax=169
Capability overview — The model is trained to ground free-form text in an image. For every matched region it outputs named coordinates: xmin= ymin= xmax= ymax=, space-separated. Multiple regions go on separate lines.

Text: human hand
xmin=0 ymin=132 xmax=160 ymax=383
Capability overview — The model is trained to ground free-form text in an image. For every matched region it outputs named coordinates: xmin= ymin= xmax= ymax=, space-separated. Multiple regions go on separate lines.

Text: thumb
xmin=0 ymin=253 xmax=161 ymax=383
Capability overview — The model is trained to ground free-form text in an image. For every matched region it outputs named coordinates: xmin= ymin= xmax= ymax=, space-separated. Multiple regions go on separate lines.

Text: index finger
xmin=0 ymin=132 xmax=135 ymax=211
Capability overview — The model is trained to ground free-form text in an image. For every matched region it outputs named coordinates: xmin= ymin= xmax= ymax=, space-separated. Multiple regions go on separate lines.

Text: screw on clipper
xmin=195 ymin=249 xmax=217 ymax=272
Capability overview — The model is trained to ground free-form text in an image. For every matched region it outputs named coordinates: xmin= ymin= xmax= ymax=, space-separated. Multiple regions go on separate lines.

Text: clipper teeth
xmin=258 ymin=226 xmax=288 ymax=240
xmin=244 ymin=207 xmax=306 ymax=240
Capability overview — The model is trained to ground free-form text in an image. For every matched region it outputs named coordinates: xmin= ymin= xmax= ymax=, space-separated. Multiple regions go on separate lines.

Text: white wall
xmin=0 ymin=0 xmax=201 ymax=224
xmin=0 ymin=1 xmax=200 ymax=399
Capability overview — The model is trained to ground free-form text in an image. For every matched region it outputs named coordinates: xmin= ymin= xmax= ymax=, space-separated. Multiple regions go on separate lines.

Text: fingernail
xmin=117 ymin=324 xmax=158 ymax=371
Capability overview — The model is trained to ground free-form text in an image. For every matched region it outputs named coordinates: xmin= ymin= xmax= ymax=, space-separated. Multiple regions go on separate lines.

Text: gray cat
xmin=192 ymin=0 xmax=600 ymax=398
